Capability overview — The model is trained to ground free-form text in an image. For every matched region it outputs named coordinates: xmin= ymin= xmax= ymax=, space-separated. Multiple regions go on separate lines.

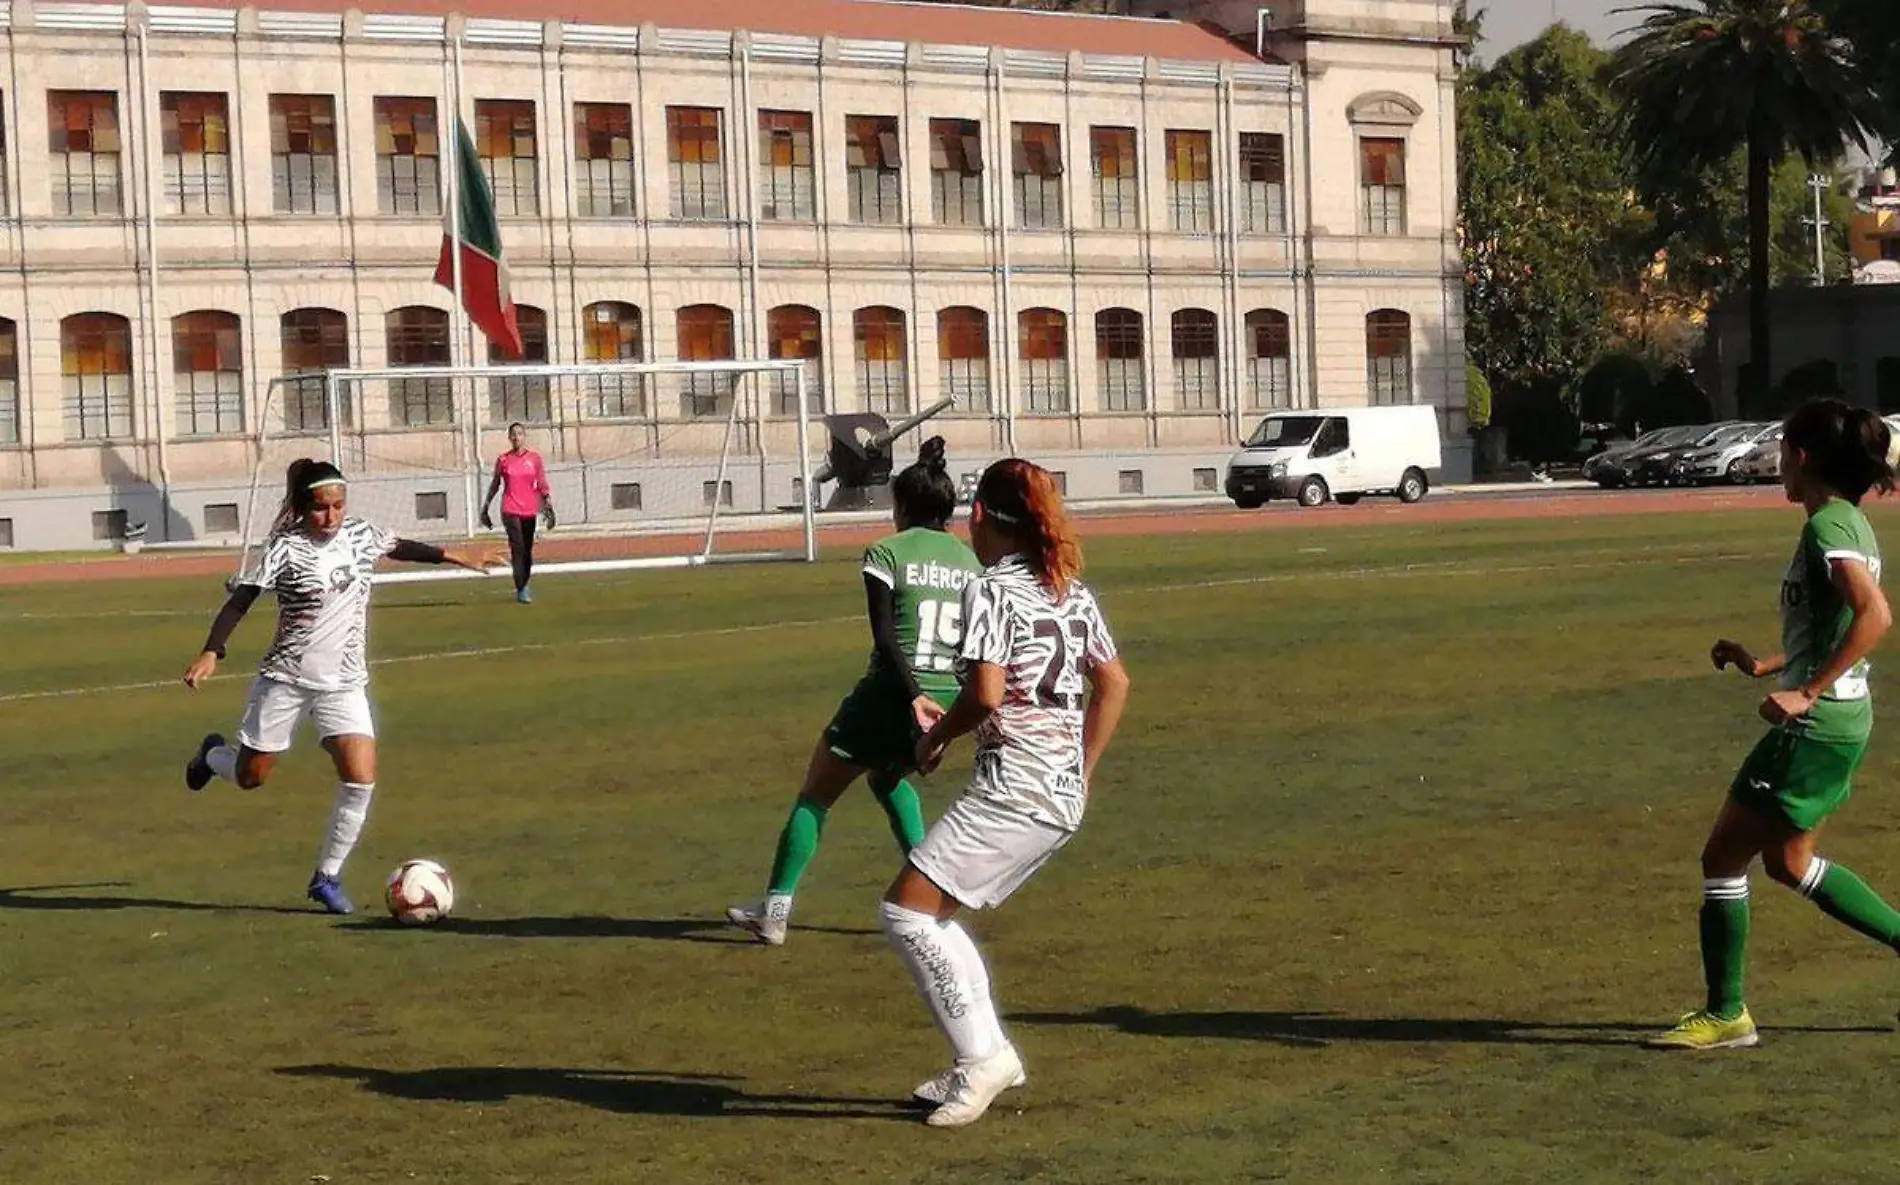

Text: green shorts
xmin=824 ymin=676 xmax=955 ymax=775
xmin=1728 ymin=728 xmax=1868 ymax=832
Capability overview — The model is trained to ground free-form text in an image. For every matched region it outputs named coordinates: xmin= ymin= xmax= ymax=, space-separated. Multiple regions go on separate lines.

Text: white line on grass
xmin=0 ymin=550 xmax=1766 ymax=705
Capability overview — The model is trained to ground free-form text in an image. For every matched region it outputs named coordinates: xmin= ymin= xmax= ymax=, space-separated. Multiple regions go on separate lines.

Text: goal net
xmin=234 ymin=359 xmax=818 ymax=586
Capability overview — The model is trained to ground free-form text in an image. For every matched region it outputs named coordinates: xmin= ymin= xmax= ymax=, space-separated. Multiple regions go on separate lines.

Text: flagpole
xmin=444 ymin=37 xmax=476 ymax=539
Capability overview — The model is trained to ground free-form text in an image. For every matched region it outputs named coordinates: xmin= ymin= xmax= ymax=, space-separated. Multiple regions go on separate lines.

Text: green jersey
xmin=1780 ymin=498 xmax=1883 ymax=744
xmin=861 ymin=527 xmax=982 ymax=699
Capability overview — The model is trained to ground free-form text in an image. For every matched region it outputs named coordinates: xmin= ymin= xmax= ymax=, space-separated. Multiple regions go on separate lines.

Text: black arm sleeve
xmin=388 ymin=539 xmax=449 ymax=565
xmin=865 ymin=574 xmax=924 ymax=702
xmin=201 ymin=585 xmax=261 ymax=658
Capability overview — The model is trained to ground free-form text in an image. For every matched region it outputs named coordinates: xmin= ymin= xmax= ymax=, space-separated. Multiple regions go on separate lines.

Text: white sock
xmin=940 ymin=919 xmax=1008 ymax=1059
xmin=207 ymin=745 xmax=239 ymax=783
xmin=764 ymin=893 xmax=793 ymax=923
xmin=317 ymin=782 xmax=375 ymax=878
xmin=880 ymin=901 xmax=1001 ymax=1064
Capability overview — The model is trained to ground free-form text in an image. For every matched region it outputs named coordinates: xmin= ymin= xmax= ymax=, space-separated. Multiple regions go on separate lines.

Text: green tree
xmin=1614 ymin=1 xmax=1885 ymax=406
xmin=1461 ymin=27 xmax=1636 ymax=395
xmin=1465 ymin=361 xmax=1493 ymax=430
xmin=1814 ymin=0 xmax=1900 ymax=149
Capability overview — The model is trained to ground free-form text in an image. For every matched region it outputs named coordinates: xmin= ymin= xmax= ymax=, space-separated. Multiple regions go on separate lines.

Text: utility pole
xmin=1804 ymin=173 xmax=1831 ymax=285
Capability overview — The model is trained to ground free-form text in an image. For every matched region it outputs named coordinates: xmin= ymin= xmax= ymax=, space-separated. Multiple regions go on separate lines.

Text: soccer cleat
xmin=911 ymin=1062 xmax=1027 ymax=1108
xmin=1645 ymin=1008 xmax=1760 ymax=1051
xmin=185 ymin=733 xmax=225 ymax=792
xmin=724 ymin=896 xmax=790 ymax=946
xmin=516 ymin=586 xmax=533 ymax=605
xmin=926 ymin=1044 xmax=1026 ymax=1128
xmin=306 ymin=872 xmax=355 ymax=915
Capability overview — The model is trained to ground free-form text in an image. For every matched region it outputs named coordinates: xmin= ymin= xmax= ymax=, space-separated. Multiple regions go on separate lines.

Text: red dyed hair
xmin=975 ymin=458 xmax=1082 ymax=595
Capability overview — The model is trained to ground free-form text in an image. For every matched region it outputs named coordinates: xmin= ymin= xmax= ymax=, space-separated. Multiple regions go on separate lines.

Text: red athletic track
xmin=0 ymin=485 xmax=1791 ymax=588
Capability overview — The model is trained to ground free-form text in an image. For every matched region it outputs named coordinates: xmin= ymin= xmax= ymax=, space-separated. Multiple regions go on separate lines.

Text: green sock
xmin=1805 ymin=860 xmax=1900 ymax=949
xmin=872 ymin=777 xmax=928 ymax=853
xmin=765 ymin=797 xmax=828 ymax=896
xmin=1700 ymin=876 xmax=1750 ymax=1020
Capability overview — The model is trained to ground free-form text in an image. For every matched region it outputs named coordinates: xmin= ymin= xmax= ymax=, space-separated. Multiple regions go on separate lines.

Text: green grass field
xmin=7 ymin=502 xmax=1900 ymax=1184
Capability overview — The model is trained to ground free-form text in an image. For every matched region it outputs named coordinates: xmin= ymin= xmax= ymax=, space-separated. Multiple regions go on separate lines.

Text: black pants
xmin=502 ymin=513 xmax=537 ymax=592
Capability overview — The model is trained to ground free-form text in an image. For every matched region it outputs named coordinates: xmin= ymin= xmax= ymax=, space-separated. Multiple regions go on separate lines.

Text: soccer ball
xmin=384 ymin=859 xmax=455 ymax=925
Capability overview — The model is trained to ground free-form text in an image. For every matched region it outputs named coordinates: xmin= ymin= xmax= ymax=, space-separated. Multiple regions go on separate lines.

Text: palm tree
xmin=1613 ymin=1 xmax=1883 ymax=411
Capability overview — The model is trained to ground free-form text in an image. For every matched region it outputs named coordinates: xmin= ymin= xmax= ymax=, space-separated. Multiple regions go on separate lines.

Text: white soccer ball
xmin=384 ymin=858 xmax=455 ymax=925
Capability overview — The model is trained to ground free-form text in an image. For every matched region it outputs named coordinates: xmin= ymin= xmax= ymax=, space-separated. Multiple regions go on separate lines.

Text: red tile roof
xmin=216 ymin=0 xmax=1260 ymax=63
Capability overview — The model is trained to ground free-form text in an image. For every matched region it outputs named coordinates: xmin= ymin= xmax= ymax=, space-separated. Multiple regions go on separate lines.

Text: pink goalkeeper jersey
xmin=496 ymin=450 xmax=550 ymax=517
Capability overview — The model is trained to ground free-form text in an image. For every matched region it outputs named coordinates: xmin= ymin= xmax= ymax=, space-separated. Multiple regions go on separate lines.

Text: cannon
xmin=809 ymin=396 xmax=956 ymax=511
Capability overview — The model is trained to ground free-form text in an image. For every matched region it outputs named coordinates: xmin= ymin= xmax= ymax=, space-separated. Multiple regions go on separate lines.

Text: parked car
xmin=1621 ymin=422 xmax=1744 ymax=487
xmin=1589 ymin=424 xmax=1712 ymax=488
xmin=1224 ymin=406 xmax=1443 ymax=509
xmin=1732 ymin=428 xmax=1785 ymax=484
xmin=1583 ymin=427 xmax=1676 ymax=486
xmin=1669 ymin=422 xmax=1777 ymax=486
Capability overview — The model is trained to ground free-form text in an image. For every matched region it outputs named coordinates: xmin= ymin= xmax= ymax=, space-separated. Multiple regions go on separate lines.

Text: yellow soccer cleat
xmin=1646 ymin=1008 xmax=1760 ymax=1051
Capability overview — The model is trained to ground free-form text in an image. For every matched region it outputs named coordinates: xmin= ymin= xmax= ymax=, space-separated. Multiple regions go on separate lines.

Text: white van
xmin=1225 ymin=406 xmax=1444 ymax=509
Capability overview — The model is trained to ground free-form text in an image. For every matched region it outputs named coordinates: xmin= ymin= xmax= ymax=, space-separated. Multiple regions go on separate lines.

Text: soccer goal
xmin=234 ymin=359 xmax=819 ymax=586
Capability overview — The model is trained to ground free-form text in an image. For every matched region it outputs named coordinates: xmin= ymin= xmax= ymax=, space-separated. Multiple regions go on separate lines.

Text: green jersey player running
xmin=1652 ymin=397 xmax=1900 ymax=1050
xmin=727 ymin=437 xmax=981 ymax=946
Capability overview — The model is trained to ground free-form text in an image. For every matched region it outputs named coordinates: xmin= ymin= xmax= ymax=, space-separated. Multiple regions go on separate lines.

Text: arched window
xmin=1245 ymin=309 xmax=1292 ymax=410
xmin=280 ymin=308 xmax=349 ymax=432
xmin=676 ymin=304 xmax=735 ymax=418
xmin=1171 ymin=308 xmax=1219 ymax=411
xmin=768 ymin=305 xmax=824 ymax=417
xmin=1367 ymin=310 xmax=1412 ymax=405
xmin=490 ymin=304 xmax=550 ymax=424
xmin=385 ymin=306 xmax=452 ymax=426
xmin=582 ymin=301 xmax=644 ymax=418
xmin=937 ymin=307 xmax=990 ymax=413
xmin=0 ymin=317 xmax=19 ymax=445
xmin=61 ymin=312 xmax=134 ymax=440
xmin=1019 ymin=308 xmax=1068 ymax=414
xmin=855 ymin=306 xmax=908 ymax=415
xmin=174 ymin=310 xmax=244 ymax=436
xmin=1095 ymin=308 xmax=1144 ymax=412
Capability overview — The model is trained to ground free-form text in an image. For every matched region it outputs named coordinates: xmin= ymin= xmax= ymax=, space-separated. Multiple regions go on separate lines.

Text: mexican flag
xmin=433 ymin=116 xmax=523 ymax=358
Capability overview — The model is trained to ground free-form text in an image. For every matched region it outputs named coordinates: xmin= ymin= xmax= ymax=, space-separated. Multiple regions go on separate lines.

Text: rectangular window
xmin=415 ymin=491 xmax=449 ymax=521
xmin=758 ymin=110 xmax=815 ymax=222
xmin=49 ymin=91 xmax=122 ymax=217
xmin=0 ymin=95 xmax=11 ymax=217
xmin=1011 ymin=122 xmax=1063 ymax=230
xmin=1166 ymin=129 xmax=1213 ymax=233
xmin=574 ymin=102 xmax=635 ymax=217
xmin=161 ymin=92 xmax=232 ymax=216
xmin=610 ymin=482 xmax=642 ymax=511
xmin=1090 ymin=127 xmax=1139 ymax=230
xmin=204 ymin=503 xmax=241 ymax=534
xmin=475 ymin=99 xmax=538 ymax=217
xmin=1240 ymin=133 xmax=1286 ymax=235
xmin=0 ymin=323 xmax=16 ymax=445
xmin=375 ymin=97 xmax=440 ymax=216
xmin=845 ymin=114 xmax=902 ymax=225
xmin=702 ymin=479 xmax=733 ymax=507
xmin=1361 ymin=137 xmax=1406 ymax=236
xmin=270 ymin=94 xmax=339 ymax=215
xmin=0 ymin=518 xmax=13 ymax=548
xmin=668 ymin=106 xmax=726 ymax=221
xmin=1193 ymin=467 xmax=1218 ymax=492
xmin=1118 ymin=470 xmax=1144 ymax=496
xmin=930 ymin=118 xmax=984 ymax=227
xmin=92 ymin=509 xmax=128 ymax=541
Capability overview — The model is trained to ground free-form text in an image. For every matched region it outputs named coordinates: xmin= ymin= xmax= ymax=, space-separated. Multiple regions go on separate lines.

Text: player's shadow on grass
xmin=345 ymin=915 xmax=880 ymax=943
xmin=0 ymin=882 xmax=311 ymax=915
xmin=277 ymin=1064 xmax=911 ymax=1121
xmin=1011 ymin=1006 xmax=1890 ymax=1049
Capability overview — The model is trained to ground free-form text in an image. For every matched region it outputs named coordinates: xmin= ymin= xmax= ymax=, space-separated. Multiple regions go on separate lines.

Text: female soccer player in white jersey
xmin=880 ymin=457 xmax=1131 ymax=1128
xmin=180 ymin=458 xmax=498 ymax=914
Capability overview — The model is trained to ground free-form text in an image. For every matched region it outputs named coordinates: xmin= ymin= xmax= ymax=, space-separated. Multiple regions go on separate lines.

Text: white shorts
xmin=237 ymin=677 xmax=375 ymax=754
xmin=907 ymin=794 xmax=1072 ymax=910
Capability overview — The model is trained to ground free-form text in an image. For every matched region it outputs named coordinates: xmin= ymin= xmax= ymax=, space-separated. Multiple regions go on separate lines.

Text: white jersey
xmin=244 ymin=517 xmax=396 ymax=691
xmin=956 ymin=555 xmax=1119 ymax=832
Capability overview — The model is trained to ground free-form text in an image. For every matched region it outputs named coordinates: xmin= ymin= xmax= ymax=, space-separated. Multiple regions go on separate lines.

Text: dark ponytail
xmin=974 ymin=457 xmax=1082 ymax=597
xmin=891 ymin=435 xmax=957 ymax=530
xmin=274 ymin=457 xmax=347 ymax=534
xmin=1782 ymin=397 xmax=1896 ymax=505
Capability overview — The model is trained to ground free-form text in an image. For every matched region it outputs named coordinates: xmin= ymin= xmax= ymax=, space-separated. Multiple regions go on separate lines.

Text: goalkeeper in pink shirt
xmin=480 ymin=421 xmax=556 ymax=604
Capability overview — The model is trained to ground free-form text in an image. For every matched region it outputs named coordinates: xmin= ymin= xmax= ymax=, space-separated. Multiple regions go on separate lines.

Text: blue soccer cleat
xmin=516 ymin=586 xmax=533 ymax=604
xmin=306 ymin=872 xmax=354 ymax=915
xmin=185 ymin=733 xmax=225 ymax=792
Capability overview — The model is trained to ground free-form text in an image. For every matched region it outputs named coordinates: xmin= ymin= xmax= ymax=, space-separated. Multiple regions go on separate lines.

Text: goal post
xmin=235 ymin=359 xmax=819 ymax=586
